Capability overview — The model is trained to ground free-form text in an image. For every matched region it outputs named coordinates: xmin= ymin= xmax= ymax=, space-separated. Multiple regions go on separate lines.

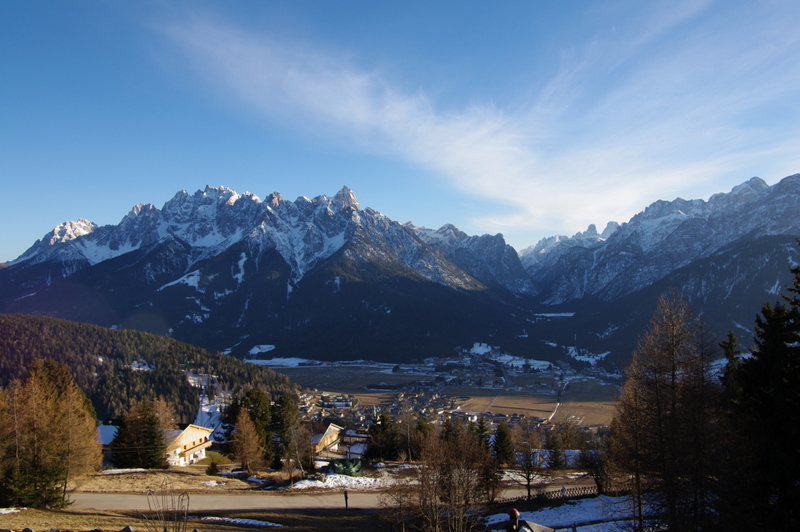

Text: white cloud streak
xmin=163 ymin=2 xmax=800 ymax=245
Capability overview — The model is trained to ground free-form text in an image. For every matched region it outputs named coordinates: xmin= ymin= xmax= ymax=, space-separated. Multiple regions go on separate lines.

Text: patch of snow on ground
xmin=157 ymin=270 xmax=201 ymax=292
xmin=291 ymin=473 xmax=389 ymax=490
xmin=201 ymin=516 xmax=283 ymax=527
xmin=233 ymin=252 xmax=247 ymax=285
xmin=130 ymin=360 xmax=154 ymax=371
xmin=491 ymin=354 xmax=552 ymax=370
xmin=490 ymin=353 xmax=517 ymax=364
xmin=200 ymin=480 xmax=226 ymax=487
xmin=0 ymin=508 xmax=24 ymax=514
xmin=485 ymin=495 xmax=644 ymax=530
xmin=248 ymin=475 xmax=266 ymax=486
xmin=565 ymin=346 xmax=610 ymax=366
xmin=527 ymin=359 xmax=555 ymax=370
xmin=194 ymin=391 xmax=226 ymax=441
xmin=248 ymin=344 xmax=276 ymax=356
xmin=102 ymin=468 xmax=147 ymax=474
xmin=470 ymin=342 xmax=493 ymax=355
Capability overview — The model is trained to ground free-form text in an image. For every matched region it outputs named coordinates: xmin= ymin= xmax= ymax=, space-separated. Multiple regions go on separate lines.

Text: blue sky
xmin=2 ymin=1 xmax=799 ymax=263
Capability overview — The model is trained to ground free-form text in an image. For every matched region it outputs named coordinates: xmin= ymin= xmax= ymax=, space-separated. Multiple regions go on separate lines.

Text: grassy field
xmin=278 ymin=365 xmax=433 ymax=394
xmin=0 ymin=507 xmax=381 ymax=532
xmin=448 ymin=387 xmax=559 ymax=419
xmin=557 ymin=378 xmax=620 ymax=425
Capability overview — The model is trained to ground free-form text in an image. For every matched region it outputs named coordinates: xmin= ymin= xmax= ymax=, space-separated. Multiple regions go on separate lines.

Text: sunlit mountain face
xmin=4 ymin=175 xmax=800 ymax=367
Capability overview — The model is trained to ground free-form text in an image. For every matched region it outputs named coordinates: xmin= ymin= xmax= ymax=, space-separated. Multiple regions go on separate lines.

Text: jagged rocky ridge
xmin=10 ymin=186 xmax=532 ymax=295
xmin=3 ymin=174 xmax=800 ymax=365
xmin=1 ymin=186 xmax=534 ymax=360
xmin=520 ymin=176 xmax=800 ymax=304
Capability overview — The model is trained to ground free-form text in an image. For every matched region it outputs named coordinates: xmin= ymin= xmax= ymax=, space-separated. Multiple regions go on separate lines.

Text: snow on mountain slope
xmin=409 ymin=223 xmax=538 ymax=296
xmin=6 ymin=185 xmax=519 ymax=297
xmin=3 ymin=174 xmax=800 ymax=364
xmin=521 ymin=175 xmax=800 ymax=304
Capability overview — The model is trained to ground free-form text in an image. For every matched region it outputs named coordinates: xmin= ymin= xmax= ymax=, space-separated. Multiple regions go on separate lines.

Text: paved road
xmin=71 ymin=490 xmax=384 ymax=511
xmin=71 ymin=487 xmax=538 ymax=512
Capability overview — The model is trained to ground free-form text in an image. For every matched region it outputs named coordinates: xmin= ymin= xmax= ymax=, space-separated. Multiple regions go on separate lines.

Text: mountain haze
xmin=3 ymin=175 xmax=800 ymax=366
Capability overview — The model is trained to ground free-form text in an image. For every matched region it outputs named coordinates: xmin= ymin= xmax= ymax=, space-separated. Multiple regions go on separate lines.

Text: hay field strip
xmin=275 ymin=366 xmax=618 ymax=426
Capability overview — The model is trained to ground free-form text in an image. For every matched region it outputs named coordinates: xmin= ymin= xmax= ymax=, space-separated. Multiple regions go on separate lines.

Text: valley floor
xmin=277 ymin=363 xmax=618 ymax=426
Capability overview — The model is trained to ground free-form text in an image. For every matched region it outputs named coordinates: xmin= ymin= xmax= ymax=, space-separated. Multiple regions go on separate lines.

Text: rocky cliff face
xmin=520 ymin=175 xmax=800 ymax=304
xmin=3 ymin=174 xmax=800 ymax=364
xmin=1 ymin=186 xmax=533 ymax=360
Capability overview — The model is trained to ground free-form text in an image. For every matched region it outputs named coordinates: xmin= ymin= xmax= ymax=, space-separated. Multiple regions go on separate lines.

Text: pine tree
xmin=112 ymin=400 xmax=167 ymax=469
xmin=473 ymin=416 xmax=490 ymax=449
xmin=367 ymin=412 xmax=399 ymax=462
xmin=721 ymin=257 xmax=800 ymax=530
xmin=273 ymin=394 xmax=301 ymax=470
xmin=58 ymin=376 xmax=103 ymax=500
xmin=545 ymin=434 xmax=565 ymax=470
xmin=239 ymin=388 xmax=273 ymax=465
xmin=492 ymin=422 xmax=515 ymax=466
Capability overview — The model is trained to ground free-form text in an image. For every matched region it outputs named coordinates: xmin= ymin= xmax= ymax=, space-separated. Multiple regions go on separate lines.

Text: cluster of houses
xmin=97 ymin=388 xmax=372 ymax=469
xmin=97 ymin=354 xmax=615 ymax=471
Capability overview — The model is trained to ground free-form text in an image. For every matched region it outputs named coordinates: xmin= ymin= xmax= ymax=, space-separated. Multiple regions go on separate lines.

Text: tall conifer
xmin=722 ymin=255 xmax=800 ymax=529
xmin=0 ymin=361 xmax=100 ymax=508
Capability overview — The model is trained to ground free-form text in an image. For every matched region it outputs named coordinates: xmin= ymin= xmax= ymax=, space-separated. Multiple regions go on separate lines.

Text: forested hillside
xmin=0 ymin=314 xmax=298 ymax=422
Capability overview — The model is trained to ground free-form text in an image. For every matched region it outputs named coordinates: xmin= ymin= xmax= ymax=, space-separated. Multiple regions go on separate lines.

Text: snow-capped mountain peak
xmin=333 ymin=186 xmax=360 ymax=209
xmin=521 ymin=174 xmax=800 ymax=304
xmin=47 ymin=218 xmax=97 ymax=245
xmin=3 ymin=174 xmax=800 ymax=365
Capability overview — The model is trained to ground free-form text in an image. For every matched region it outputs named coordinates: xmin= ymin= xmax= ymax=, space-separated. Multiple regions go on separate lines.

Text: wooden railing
xmin=493 ymin=483 xmax=629 ymax=505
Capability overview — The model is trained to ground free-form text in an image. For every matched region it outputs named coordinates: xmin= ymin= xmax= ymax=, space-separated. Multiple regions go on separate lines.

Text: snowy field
xmin=291 ymin=473 xmax=388 ymax=490
xmin=200 ymin=516 xmax=283 ymax=527
xmin=485 ymin=495 xmax=649 ymax=531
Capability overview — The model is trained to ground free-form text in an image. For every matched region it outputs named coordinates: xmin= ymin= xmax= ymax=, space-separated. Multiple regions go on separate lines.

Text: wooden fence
xmin=494 ymin=483 xmax=629 ymax=506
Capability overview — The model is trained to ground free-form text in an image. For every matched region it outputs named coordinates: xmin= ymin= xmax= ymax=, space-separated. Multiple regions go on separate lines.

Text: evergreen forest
xmin=0 ymin=314 xmax=298 ymax=422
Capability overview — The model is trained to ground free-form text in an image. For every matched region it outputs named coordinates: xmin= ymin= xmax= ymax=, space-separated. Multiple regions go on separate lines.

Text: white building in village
xmin=164 ymin=424 xmax=214 ymax=467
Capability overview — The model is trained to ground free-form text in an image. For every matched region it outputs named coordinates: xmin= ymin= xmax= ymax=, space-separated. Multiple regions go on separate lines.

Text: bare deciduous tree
xmin=388 ymin=423 xmax=502 ymax=532
xmin=511 ymin=419 xmax=547 ymax=501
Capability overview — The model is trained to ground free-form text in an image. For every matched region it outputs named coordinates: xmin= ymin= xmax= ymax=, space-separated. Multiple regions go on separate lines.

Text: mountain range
xmin=3 ymin=174 xmax=799 ymax=368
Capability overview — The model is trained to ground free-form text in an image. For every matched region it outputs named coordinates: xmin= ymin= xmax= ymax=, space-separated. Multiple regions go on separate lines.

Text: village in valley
xmin=168 ymin=342 xmax=621 ymax=471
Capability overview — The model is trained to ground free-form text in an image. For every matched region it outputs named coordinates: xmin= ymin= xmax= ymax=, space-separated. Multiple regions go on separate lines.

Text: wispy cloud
xmin=162 ymin=2 xmax=800 ymax=245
